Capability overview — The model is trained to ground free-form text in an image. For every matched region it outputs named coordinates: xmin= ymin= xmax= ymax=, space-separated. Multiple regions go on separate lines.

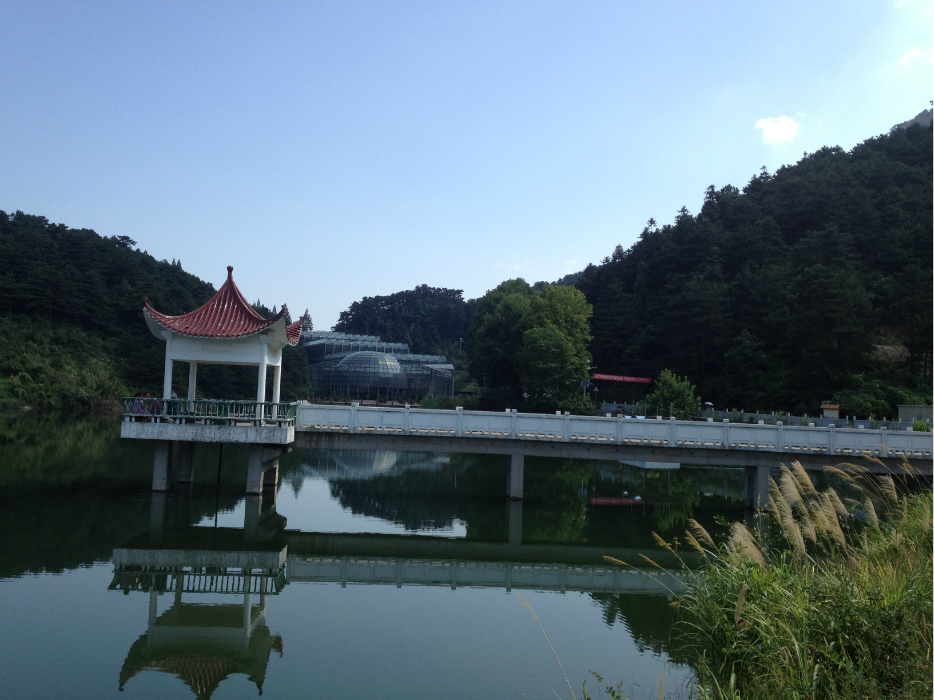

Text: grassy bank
xmin=674 ymin=462 xmax=932 ymax=699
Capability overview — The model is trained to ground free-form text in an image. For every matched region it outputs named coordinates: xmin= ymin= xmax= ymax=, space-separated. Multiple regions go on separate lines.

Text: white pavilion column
xmin=271 ymin=363 xmax=282 ymax=419
xmin=162 ymin=335 xmax=174 ymax=400
xmin=187 ymin=362 xmax=198 ymax=401
xmin=256 ymin=340 xmax=269 ymax=420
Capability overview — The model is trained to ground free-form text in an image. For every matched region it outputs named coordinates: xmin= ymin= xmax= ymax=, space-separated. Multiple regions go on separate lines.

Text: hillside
xmin=333 ymin=285 xmax=475 ymax=355
xmin=0 ymin=212 xmax=308 ymax=409
xmin=577 ymin=122 xmax=932 ymax=416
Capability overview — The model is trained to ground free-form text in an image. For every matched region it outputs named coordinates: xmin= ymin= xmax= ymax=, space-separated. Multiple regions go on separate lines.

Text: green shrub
xmin=417 ymin=395 xmax=480 ymax=411
xmin=645 ymin=369 xmax=702 ymax=419
xmin=912 ymin=418 xmax=930 ymax=432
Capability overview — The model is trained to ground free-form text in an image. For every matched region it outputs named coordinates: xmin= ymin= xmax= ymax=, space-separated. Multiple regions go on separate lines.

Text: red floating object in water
xmin=589 ymin=497 xmax=645 ymax=506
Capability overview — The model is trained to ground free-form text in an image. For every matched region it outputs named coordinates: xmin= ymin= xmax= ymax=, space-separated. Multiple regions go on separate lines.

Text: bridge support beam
xmin=745 ymin=464 xmax=770 ymax=509
xmin=152 ymin=440 xmax=171 ymax=491
xmin=507 ymin=454 xmax=525 ymax=500
xmin=177 ymin=441 xmax=196 ymax=483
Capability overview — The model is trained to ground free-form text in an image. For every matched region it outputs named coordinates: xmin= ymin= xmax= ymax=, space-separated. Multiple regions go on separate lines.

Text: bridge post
xmin=244 ymin=494 xmax=262 ymax=543
xmin=263 ymin=458 xmax=280 ymax=490
xmin=507 ymin=453 xmax=524 ymax=500
xmin=744 ymin=464 xmax=770 ymax=509
xmin=508 ymin=500 xmax=523 ymax=545
xmin=247 ymin=446 xmax=264 ymax=494
xmin=177 ymin=442 xmax=196 ymax=483
xmin=152 ymin=440 xmax=171 ymax=491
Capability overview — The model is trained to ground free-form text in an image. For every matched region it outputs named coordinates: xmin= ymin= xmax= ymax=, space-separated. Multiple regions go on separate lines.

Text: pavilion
xmin=143 ymin=265 xmax=302 ymax=409
xmin=124 ymin=266 xmax=302 ymax=493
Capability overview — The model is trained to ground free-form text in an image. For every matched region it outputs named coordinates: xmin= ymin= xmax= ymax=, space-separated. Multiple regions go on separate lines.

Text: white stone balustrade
xmin=296 ymin=403 xmax=933 ymax=460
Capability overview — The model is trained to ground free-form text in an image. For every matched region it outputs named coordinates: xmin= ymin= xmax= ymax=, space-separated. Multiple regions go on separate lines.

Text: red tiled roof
xmin=286 ymin=319 xmax=302 ymax=345
xmin=144 ymin=266 xmax=299 ymax=345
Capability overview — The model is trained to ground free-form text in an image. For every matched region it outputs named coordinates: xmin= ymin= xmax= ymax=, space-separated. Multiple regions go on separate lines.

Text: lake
xmin=0 ymin=412 xmax=751 ymax=699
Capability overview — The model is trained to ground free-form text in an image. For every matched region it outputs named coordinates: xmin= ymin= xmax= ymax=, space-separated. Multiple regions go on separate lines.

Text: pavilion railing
xmin=121 ymin=398 xmax=297 ymax=426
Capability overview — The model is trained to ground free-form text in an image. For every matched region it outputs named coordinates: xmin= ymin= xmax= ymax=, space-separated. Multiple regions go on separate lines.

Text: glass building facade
xmin=304 ymin=331 xmax=454 ymax=400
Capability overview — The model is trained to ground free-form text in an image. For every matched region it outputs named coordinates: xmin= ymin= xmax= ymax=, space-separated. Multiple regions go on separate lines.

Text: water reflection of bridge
xmin=287 ymin=553 xmax=682 ymax=594
xmin=109 ymin=491 xmax=686 ymax=697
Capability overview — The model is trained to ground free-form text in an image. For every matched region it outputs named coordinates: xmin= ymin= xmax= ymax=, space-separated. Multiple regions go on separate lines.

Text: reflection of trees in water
xmin=588 ymin=464 xmax=744 ymax=538
xmin=588 ymin=593 xmax=688 ymax=663
xmin=300 ymin=448 xmax=451 ymax=481
xmin=0 ymin=488 xmax=245 ymax=579
xmin=0 ymin=412 xmax=266 ymax=579
xmin=329 ymin=476 xmax=461 ymax=531
xmin=326 ymin=453 xmax=508 ymax=535
xmin=521 ymin=460 xmax=744 ymax=547
xmin=318 ymin=453 xmax=747 ymax=544
xmin=0 ymin=412 xmax=154 ymax=490
xmin=523 ymin=459 xmax=597 ymax=543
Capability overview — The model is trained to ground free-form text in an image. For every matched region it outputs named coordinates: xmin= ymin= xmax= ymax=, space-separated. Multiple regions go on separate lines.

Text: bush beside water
xmin=671 ymin=462 xmax=932 ymax=699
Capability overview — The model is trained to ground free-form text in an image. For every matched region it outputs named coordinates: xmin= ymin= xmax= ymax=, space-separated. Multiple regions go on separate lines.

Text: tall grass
xmin=669 ymin=460 xmax=932 ymax=699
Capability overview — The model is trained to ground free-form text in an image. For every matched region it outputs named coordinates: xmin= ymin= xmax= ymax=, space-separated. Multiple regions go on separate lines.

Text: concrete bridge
xmin=122 ymin=400 xmax=933 ymax=507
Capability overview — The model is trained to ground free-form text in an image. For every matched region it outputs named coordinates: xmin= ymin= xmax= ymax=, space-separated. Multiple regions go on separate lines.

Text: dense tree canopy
xmin=468 ymin=280 xmax=593 ymax=412
xmin=577 ymin=123 xmax=933 ymax=417
xmin=333 ymin=285 xmax=474 ymax=355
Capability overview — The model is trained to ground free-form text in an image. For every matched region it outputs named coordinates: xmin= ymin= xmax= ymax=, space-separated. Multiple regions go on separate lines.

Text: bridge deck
xmin=295 ymin=403 xmax=932 ymax=472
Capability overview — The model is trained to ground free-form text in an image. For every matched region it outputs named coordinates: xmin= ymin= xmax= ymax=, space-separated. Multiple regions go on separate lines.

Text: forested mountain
xmin=577 ymin=122 xmax=933 ymax=416
xmin=0 ymin=212 xmax=308 ymax=408
xmin=3 ymin=122 xmax=930 ymax=417
xmin=333 ymin=285 xmax=474 ymax=355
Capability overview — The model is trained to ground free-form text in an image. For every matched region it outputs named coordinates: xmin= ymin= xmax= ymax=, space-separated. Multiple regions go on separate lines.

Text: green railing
xmin=121 ymin=398 xmax=297 ymax=426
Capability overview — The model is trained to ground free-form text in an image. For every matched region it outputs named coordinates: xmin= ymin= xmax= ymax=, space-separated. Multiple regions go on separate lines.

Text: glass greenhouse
xmin=304 ymin=331 xmax=453 ymax=400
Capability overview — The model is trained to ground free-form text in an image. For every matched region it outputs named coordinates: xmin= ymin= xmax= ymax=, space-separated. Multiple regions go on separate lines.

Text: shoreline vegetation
xmin=655 ymin=460 xmax=933 ymax=700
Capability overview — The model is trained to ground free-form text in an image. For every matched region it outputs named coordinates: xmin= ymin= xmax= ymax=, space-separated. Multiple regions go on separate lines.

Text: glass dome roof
xmin=333 ymin=351 xmax=408 ymax=390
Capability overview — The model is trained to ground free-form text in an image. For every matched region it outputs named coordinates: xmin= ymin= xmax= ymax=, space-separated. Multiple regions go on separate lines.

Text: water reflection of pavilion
xmin=110 ymin=504 xmax=287 ymax=699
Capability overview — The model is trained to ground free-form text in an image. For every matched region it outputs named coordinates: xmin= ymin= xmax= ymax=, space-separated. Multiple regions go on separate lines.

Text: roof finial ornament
xmin=227 ymin=265 xmax=234 ymax=279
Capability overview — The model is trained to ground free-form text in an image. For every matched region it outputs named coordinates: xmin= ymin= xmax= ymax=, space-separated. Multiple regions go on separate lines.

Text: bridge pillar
xmin=247 ymin=447 xmax=264 ymax=494
xmin=244 ymin=494 xmax=262 ymax=543
xmin=152 ymin=440 xmax=171 ymax=491
xmin=745 ymin=464 xmax=770 ymax=509
xmin=263 ymin=458 xmax=280 ymax=489
xmin=177 ymin=442 xmax=196 ymax=483
xmin=507 ymin=454 xmax=525 ymax=500
xmin=508 ymin=500 xmax=523 ymax=545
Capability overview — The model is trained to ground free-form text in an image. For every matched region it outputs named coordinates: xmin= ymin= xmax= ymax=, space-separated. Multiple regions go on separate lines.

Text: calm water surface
xmin=0 ymin=414 xmax=750 ymax=699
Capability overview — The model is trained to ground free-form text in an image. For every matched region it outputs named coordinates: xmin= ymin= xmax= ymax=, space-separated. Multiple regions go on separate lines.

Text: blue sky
xmin=2 ymin=1 xmax=931 ymax=327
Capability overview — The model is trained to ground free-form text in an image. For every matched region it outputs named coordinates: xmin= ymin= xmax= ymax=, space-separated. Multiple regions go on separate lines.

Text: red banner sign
xmin=592 ymin=373 xmax=652 ymax=384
